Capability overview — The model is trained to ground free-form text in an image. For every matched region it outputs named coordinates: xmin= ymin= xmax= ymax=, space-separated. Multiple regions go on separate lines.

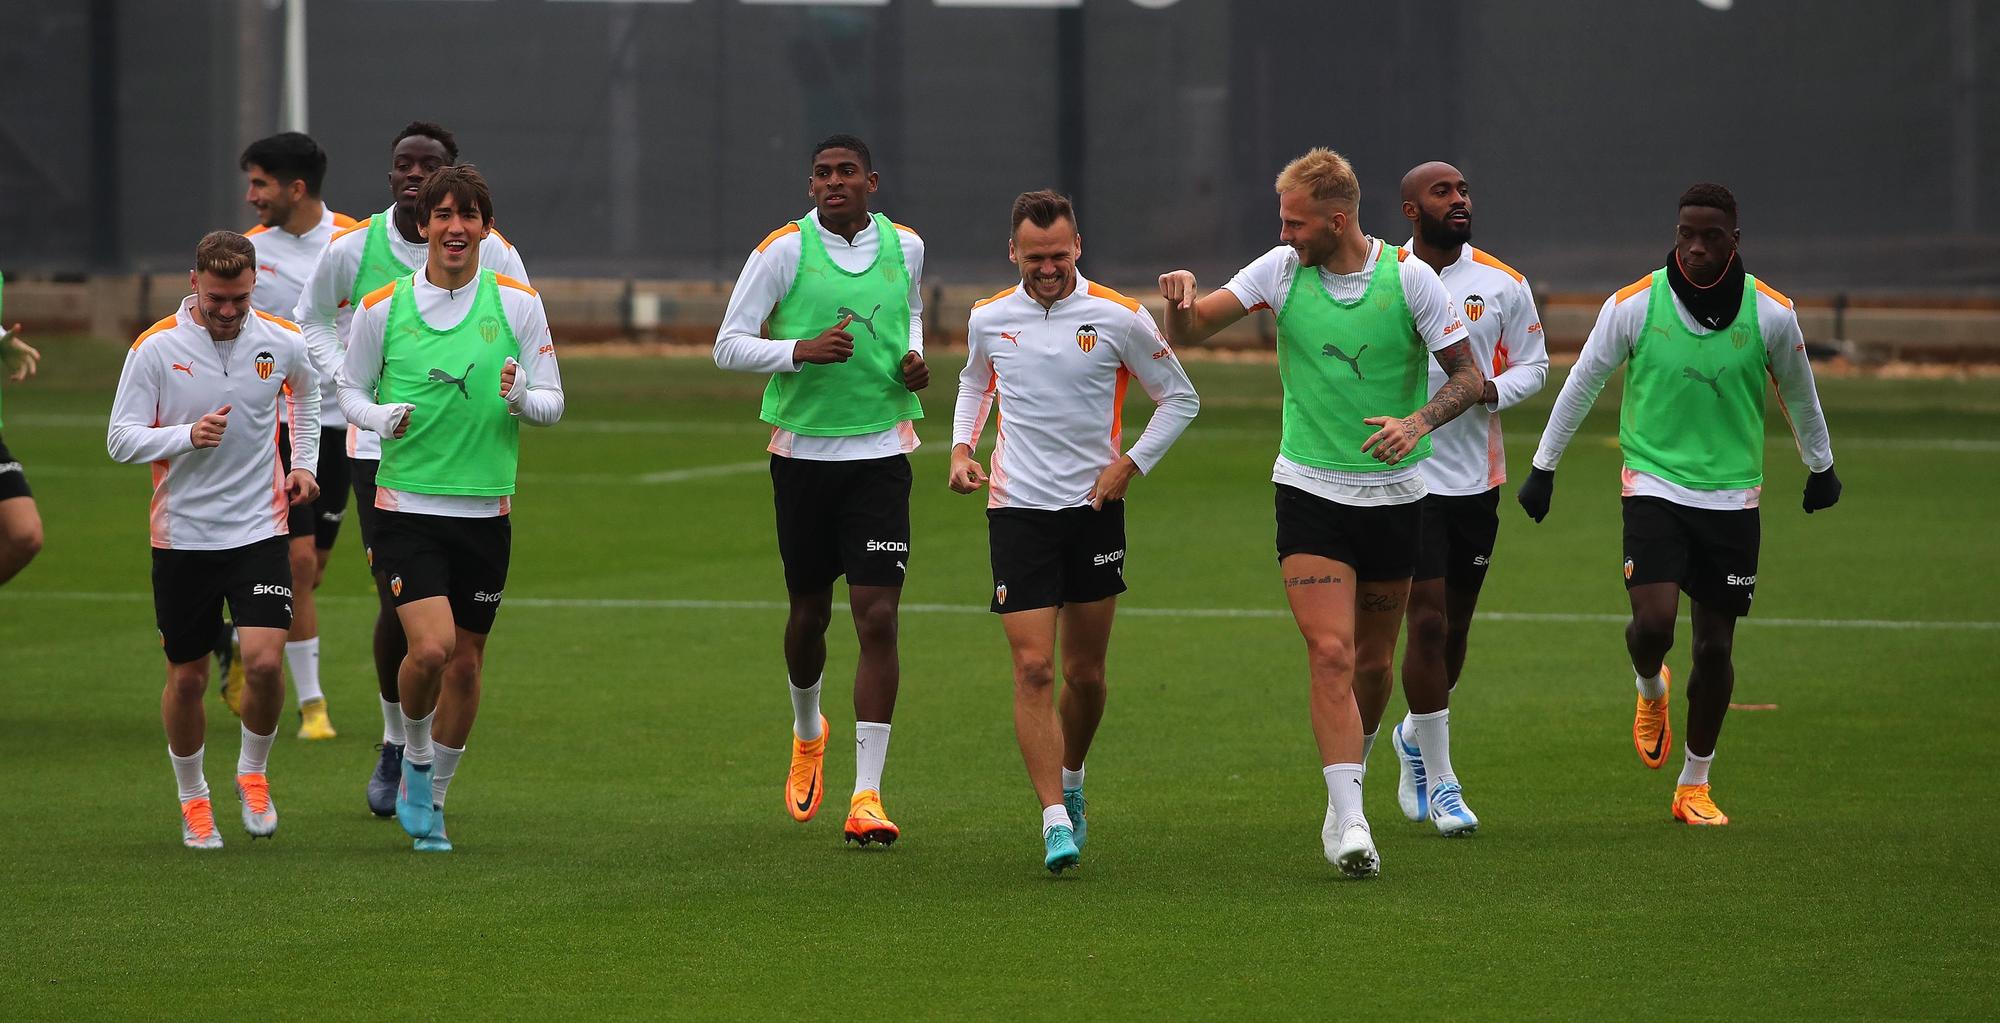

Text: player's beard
xmin=1418 ymin=210 xmax=1471 ymax=249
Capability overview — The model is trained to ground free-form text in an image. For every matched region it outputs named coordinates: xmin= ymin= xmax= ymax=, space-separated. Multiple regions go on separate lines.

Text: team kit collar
xmin=1005 ymin=274 xmax=1097 ymax=313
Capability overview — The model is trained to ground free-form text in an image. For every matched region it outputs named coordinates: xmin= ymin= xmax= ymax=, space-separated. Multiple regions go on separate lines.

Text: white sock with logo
xmin=1061 ymin=765 xmax=1086 ymax=791
xmin=381 ymin=697 xmax=406 ymax=745
xmin=1041 ymin=803 xmax=1071 ymax=837
xmin=854 ymin=721 xmax=891 ymax=796
xmin=1323 ymin=763 xmax=1366 ymax=833
xmin=790 ymin=675 xmax=823 ymax=741
xmin=285 ymin=637 xmax=323 ymax=705
xmin=1678 ymin=749 xmax=1714 ymax=787
xmin=170 ymin=745 xmax=209 ymax=802
xmin=1407 ymin=708 xmax=1456 ymax=788
xmin=402 ymin=708 xmax=436 ymax=766
xmin=432 ymin=741 xmax=463 ymax=808
xmin=1635 ymin=671 xmax=1667 ymax=701
xmin=236 ymin=724 xmax=276 ymax=776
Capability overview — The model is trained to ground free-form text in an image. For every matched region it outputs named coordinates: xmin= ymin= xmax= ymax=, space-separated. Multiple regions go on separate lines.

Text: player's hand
xmin=1158 ymin=270 xmax=1199 ymax=310
xmin=1516 ymin=466 xmax=1555 ymax=522
xmin=191 ymin=404 xmax=231 ymax=448
xmin=901 ymin=351 xmax=929 ymax=392
xmin=1803 ymin=466 xmax=1842 ymax=513
xmin=499 ymin=356 xmax=520 ymax=400
xmin=1360 ymin=414 xmax=1429 ymax=465
xmin=794 ymin=314 xmax=855 ymax=365
xmin=1087 ymin=454 xmax=1139 ymax=510
xmin=385 ymin=403 xmax=415 ymax=439
xmin=948 ymin=445 xmax=987 ymax=494
xmin=285 ymin=469 xmax=319 ymax=506
xmin=2 ymin=326 xmax=39 ymax=382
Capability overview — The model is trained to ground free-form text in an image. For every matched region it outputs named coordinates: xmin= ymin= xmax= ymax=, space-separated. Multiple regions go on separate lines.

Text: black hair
xmin=239 ymin=132 xmax=328 ymax=196
xmin=393 ymin=121 xmax=459 ymax=164
xmin=1678 ymin=182 xmax=1738 ymax=225
xmin=1011 ymin=189 xmax=1076 ymax=234
xmin=812 ymin=134 xmax=872 ymax=172
xmin=416 ymin=163 xmax=495 ymax=225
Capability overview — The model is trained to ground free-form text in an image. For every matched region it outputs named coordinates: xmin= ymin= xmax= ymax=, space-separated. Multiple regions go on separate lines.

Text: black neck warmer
xmin=1665 ymin=248 xmax=1746 ymax=331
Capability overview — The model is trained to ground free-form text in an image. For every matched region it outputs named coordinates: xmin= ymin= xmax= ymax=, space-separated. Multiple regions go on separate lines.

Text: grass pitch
xmin=2 ymin=337 xmax=1995 ymax=1020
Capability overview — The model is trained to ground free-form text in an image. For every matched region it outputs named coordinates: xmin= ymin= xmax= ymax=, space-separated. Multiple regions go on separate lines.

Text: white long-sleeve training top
xmin=713 ymin=209 xmax=926 ymax=461
xmin=955 ymin=276 xmax=1199 ymax=510
xmin=1531 ymin=274 xmax=1833 ymax=510
xmin=338 ymin=269 xmax=564 ymax=519
xmin=108 ymin=296 xmax=319 ymax=550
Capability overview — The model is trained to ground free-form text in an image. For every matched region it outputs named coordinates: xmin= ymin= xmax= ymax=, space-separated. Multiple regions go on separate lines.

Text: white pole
xmin=282 ymin=0 xmax=307 ymax=132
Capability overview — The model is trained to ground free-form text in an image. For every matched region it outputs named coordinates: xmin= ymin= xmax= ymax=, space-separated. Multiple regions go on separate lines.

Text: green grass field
xmin=3 ymin=336 xmax=1995 ymax=1020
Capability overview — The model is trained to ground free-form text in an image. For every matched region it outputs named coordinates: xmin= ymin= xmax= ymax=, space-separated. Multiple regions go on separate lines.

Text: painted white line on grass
xmin=7 ymin=590 xmax=1995 ymax=632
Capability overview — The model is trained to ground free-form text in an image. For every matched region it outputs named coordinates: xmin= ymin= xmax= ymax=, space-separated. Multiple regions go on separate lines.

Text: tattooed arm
xmin=1361 ymin=339 xmax=1482 ymax=465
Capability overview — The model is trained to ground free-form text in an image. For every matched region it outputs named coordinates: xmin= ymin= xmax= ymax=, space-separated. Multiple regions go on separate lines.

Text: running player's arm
xmin=948 ymin=305 xmax=995 ymax=493
xmin=1116 ymin=305 xmax=1200 ymax=475
xmin=899 ymin=227 xmax=928 ymax=390
xmin=1488 ymin=276 xmax=1550 ymax=410
xmin=486 ymin=230 xmax=530 ymax=285
xmin=1362 ymin=259 xmax=1477 ymax=462
xmin=713 ymin=232 xmax=814 ymax=374
xmin=1160 ymin=261 xmax=1256 ymax=346
xmin=336 ymin=289 xmax=410 ymax=437
xmin=1531 ymin=293 xmax=1641 ymax=470
xmin=501 ymin=283 xmax=565 ymax=427
xmin=106 ymin=340 xmax=197 ymax=463
xmin=293 ymin=238 xmax=355 ymax=387
xmin=282 ymin=332 xmax=321 ymax=476
xmin=1762 ymin=298 xmax=1833 ymax=472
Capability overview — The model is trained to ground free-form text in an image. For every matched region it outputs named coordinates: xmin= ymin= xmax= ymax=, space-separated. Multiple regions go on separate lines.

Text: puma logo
xmin=838 ymin=304 xmax=883 ymax=340
xmin=999 ymin=331 xmax=1020 ymax=346
xmin=1322 ymin=343 xmax=1368 ymax=379
xmin=171 ymin=362 xmax=194 ymax=377
xmin=1683 ymin=365 xmax=1724 ymax=397
xmin=428 ymin=363 xmax=474 ymax=399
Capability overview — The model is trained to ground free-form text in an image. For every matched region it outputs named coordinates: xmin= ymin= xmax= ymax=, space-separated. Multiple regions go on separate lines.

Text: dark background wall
xmin=2 ymin=0 xmax=1994 ymax=295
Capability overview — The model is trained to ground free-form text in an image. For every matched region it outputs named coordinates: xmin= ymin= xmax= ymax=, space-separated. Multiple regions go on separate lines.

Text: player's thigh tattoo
xmin=1285 ymin=574 xmax=1343 ymax=588
xmin=1360 ymin=591 xmax=1403 ymax=612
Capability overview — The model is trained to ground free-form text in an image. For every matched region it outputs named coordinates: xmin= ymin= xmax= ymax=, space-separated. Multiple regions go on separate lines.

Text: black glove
xmin=1803 ymin=466 xmax=1842 ymax=513
xmin=1516 ymin=466 xmax=1555 ymax=523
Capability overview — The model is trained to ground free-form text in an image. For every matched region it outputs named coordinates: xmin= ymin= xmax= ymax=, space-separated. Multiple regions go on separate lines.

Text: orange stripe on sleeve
xmin=971 ymin=287 xmax=1015 ymax=311
xmin=332 ymin=212 xmax=360 ymax=229
xmin=756 ymin=223 xmax=801 ymax=252
xmin=245 ymin=224 xmax=271 ymax=237
xmin=254 ymin=310 xmax=301 ymax=332
xmin=1469 ymin=247 xmax=1526 ymax=283
xmin=330 ymin=218 xmax=371 ymax=244
xmin=359 ymin=282 xmax=398 ymax=309
xmin=1613 ymin=274 xmax=1653 ymax=305
xmin=131 ymin=315 xmax=178 ymax=350
xmin=1753 ymin=279 xmax=1794 ymax=310
xmin=1085 ymin=282 xmax=1141 ymax=313
xmin=493 ymin=273 xmax=538 ymax=298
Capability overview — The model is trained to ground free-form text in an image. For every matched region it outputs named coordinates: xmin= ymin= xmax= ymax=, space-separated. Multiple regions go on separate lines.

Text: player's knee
xmin=165 ymin=664 xmax=208 ymax=700
xmin=404 ymin=636 xmax=453 ymax=676
xmin=1406 ymin=603 xmax=1447 ymax=651
xmin=1628 ymin=611 xmax=1675 ymax=651
xmin=851 ymin=601 xmax=899 ymax=649
xmin=1691 ymin=633 xmax=1734 ymax=672
xmin=243 ymin=649 xmax=283 ymax=687
xmin=1304 ymin=635 xmax=1355 ymax=681
xmin=1061 ymin=661 xmax=1106 ymax=694
xmin=786 ymin=604 xmax=832 ymax=638
xmin=1013 ymin=655 xmax=1056 ymax=691
xmin=1354 ymin=647 xmax=1395 ymax=680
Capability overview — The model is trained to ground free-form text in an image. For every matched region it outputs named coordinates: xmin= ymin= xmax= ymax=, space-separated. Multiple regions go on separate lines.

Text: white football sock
xmin=432 ymin=742 xmax=464 ymax=808
xmin=1678 ymin=749 xmax=1714 ymax=787
xmin=1635 ymin=670 xmax=1667 ymax=701
xmin=402 ymin=708 xmax=436 ymax=766
xmin=1408 ymin=708 xmax=1456 ymax=787
xmin=1323 ymin=763 xmax=1366 ymax=833
xmin=1398 ymin=712 xmax=1418 ymax=749
xmin=170 ymin=745 xmax=209 ymax=802
xmin=380 ymin=697 xmax=406 ymax=745
xmin=1359 ymin=728 xmax=1378 ymax=776
xmin=854 ymin=721 xmax=891 ymax=796
xmin=1060 ymin=765 xmax=1086 ymax=791
xmin=285 ymin=638 xmax=323 ymax=705
xmin=790 ymin=675 xmax=823 ymax=741
xmin=1041 ymin=803 xmax=1071 ymax=836
xmin=236 ymin=724 xmax=276 ymax=776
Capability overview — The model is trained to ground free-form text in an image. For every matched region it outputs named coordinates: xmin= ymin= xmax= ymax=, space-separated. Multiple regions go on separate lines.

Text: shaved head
xmin=1401 ymin=160 xmax=1472 ymax=252
xmin=1400 ymin=161 xmax=1462 ymax=204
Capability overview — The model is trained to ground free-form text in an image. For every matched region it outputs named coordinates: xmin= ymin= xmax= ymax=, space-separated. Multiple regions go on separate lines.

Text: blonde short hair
xmin=194 ymin=230 xmax=257 ymax=277
xmin=1274 ymin=147 xmax=1360 ymax=209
